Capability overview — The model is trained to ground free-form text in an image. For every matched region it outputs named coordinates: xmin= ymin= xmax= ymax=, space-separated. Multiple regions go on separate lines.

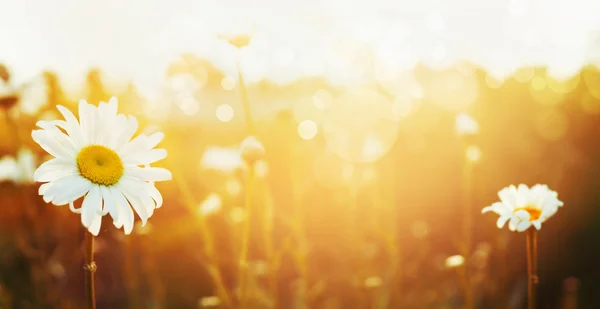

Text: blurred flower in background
xmin=0 ymin=148 xmax=36 ymax=184
xmin=200 ymin=146 xmax=244 ymax=173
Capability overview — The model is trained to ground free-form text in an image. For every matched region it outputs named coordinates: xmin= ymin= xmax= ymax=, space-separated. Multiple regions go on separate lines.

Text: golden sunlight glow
xmin=581 ymin=92 xmax=600 ymax=114
xmin=546 ymin=74 xmax=580 ymax=94
xmin=536 ymin=109 xmax=568 ymax=141
xmin=485 ymin=74 xmax=504 ymax=89
xmin=427 ymin=70 xmax=479 ymax=111
xmin=364 ymin=276 xmax=383 ymax=288
xmin=531 ymin=76 xmax=547 ymax=91
xmin=298 ymin=120 xmax=318 ymax=140
xmin=323 ymin=88 xmax=398 ymax=163
xmin=411 ymin=221 xmax=429 ymax=239
xmin=514 ymin=67 xmax=535 ymax=83
xmin=229 ymin=207 xmax=245 ymax=224
xmin=216 ymin=104 xmax=234 ymax=122
xmin=312 ymin=89 xmax=333 ymax=110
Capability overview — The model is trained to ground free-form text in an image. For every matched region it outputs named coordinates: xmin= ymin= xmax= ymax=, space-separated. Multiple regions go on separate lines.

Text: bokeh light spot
xmin=216 ymin=104 xmax=234 ymax=122
xmin=221 ymin=76 xmax=236 ymax=90
xmin=298 ymin=120 xmax=318 ymax=140
xmin=445 ymin=255 xmax=465 ymax=269
xmin=466 ymin=145 xmax=482 ymax=162
xmin=312 ymin=89 xmax=333 ymax=109
xmin=546 ymin=74 xmax=580 ymax=94
xmin=531 ymin=76 xmax=546 ymax=91
xmin=514 ymin=67 xmax=535 ymax=83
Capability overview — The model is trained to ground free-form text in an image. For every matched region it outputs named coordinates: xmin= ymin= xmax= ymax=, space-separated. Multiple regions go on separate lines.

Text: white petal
xmin=70 ymin=201 xmax=83 ymax=214
xmin=116 ymin=181 xmax=149 ymax=225
xmin=122 ymin=149 xmax=167 ymax=165
xmin=52 ymin=177 xmax=93 ymax=205
xmin=509 ymin=216 xmax=520 ymax=231
xmin=143 ymin=182 xmax=163 ymax=208
xmin=126 ymin=167 xmax=172 ymax=182
xmin=112 ymin=187 xmax=134 ymax=234
xmin=42 ymin=175 xmax=87 ymax=205
xmin=516 ymin=220 xmax=531 ymax=232
xmin=78 ymin=100 xmax=96 ymax=144
xmin=32 ymin=130 xmax=75 ymax=159
xmin=482 ymin=202 xmax=510 ymax=215
xmin=56 ymin=105 xmax=85 ymax=147
xmin=87 ymin=213 xmax=103 ymax=236
xmin=532 ymin=220 xmax=542 ymax=230
xmin=119 ymin=132 xmax=165 ymax=158
xmin=498 ymin=187 xmax=516 ymax=209
xmin=113 ymin=116 xmax=138 ymax=151
xmin=39 ymin=182 xmax=52 ymax=195
xmin=81 ymin=185 xmax=103 ymax=230
xmin=514 ymin=209 xmax=531 ymax=220
xmin=100 ymin=185 xmax=119 ymax=220
xmin=496 ymin=215 xmax=510 ymax=228
xmin=34 ymin=159 xmax=78 ymax=182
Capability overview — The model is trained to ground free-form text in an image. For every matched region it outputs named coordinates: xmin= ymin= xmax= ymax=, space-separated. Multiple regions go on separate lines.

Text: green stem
xmin=84 ymin=231 xmax=96 ymax=309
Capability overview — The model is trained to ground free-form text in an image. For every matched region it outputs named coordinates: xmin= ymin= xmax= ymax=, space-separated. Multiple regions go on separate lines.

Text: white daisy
xmin=32 ymin=97 xmax=171 ymax=235
xmin=482 ymin=184 xmax=564 ymax=232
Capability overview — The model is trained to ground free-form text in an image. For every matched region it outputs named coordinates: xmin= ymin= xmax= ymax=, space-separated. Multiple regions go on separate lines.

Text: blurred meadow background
xmin=2 ymin=0 xmax=600 ymax=308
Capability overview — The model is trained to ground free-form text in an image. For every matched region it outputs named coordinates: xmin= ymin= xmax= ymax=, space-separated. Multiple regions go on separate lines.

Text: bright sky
xmin=2 ymin=0 xmax=600 ymax=87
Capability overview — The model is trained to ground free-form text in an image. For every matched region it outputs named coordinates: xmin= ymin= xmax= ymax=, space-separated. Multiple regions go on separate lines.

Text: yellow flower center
xmin=77 ymin=145 xmax=124 ymax=186
xmin=514 ymin=206 xmax=542 ymax=221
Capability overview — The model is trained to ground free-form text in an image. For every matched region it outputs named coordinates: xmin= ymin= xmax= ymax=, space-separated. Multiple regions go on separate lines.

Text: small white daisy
xmin=32 ymin=97 xmax=171 ymax=235
xmin=482 ymin=184 xmax=564 ymax=232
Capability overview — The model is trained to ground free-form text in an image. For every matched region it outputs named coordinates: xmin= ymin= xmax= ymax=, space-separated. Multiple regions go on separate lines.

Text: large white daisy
xmin=482 ymin=184 xmax=564 ymax=232
xmin=32 ymin=97 xmax=171 ymax=235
